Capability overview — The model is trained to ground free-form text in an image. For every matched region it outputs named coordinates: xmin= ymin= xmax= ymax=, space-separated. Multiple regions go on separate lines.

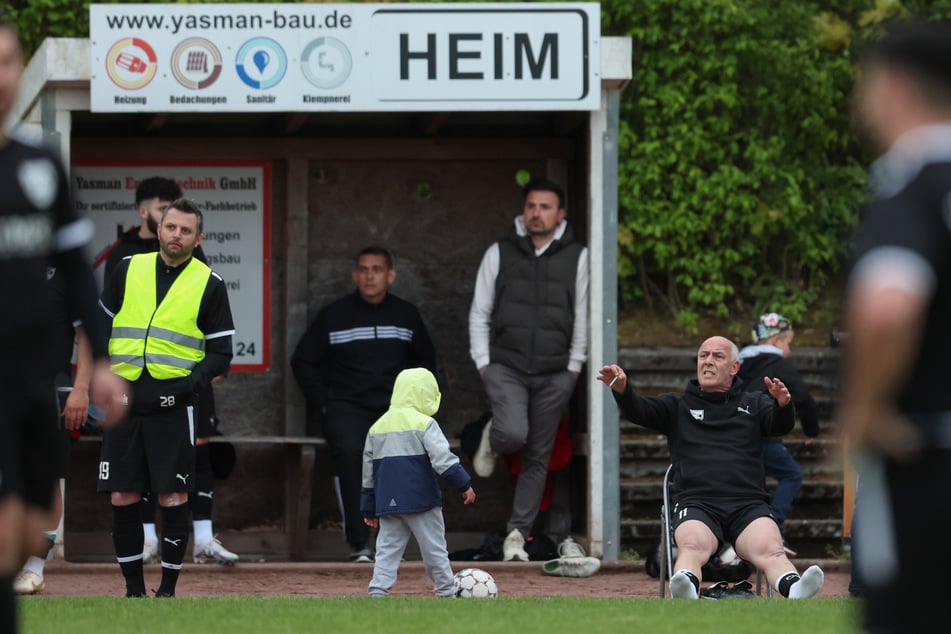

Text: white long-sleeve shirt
xmin=468 ymin=217 xmax=589 ymax=373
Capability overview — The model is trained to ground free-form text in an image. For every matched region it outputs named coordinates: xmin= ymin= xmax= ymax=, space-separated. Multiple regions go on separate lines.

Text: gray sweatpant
xmin=482 ymin=363 xmax=576 ymax=537
xmin=367 ymin=508 xmax=454 ymax=597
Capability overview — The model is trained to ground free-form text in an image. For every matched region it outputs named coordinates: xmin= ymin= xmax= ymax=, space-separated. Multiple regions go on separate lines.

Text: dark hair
xmin=863 ymin=21 xmax=951 ymax=107
xmin=522 ymin=178 xmax=566 ymax=209
xmin=136 ymin=176 xmax=183 ymax=207
xmin=356 ymin=245 xmax=393 ymax=269
xmin=163 ymin=197 xmax=204 ymax=234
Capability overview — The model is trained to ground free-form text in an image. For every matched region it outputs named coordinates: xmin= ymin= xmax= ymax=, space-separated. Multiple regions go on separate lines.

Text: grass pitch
xmin=20 ymin=596 xmax=858 ymax=634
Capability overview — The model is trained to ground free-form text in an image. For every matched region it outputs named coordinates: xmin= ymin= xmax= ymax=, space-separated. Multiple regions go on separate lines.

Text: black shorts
xmin=97 ymin=405 xmax=196 ymax=494
xmin=0 ymin=378 xmax=62 ymax=509
xmin=672 ymin=497 xmax=776 ymax=549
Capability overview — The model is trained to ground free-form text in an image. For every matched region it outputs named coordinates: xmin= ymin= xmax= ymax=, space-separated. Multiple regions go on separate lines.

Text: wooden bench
xmin=78 ymin=434 xmax=327 ymax=561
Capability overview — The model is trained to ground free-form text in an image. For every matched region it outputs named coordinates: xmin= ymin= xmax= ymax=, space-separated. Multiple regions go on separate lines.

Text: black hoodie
xmin=613 ymin=378 xmax=795 ymax=505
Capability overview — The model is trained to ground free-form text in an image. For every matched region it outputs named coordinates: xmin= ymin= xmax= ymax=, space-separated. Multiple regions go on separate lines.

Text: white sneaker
xmin=541 ymin=537 xmax=601 ymax=577
xmin=502 ymin=529 xmax=529 ymax=562
xmin=472 ymin=418 xmax=497 ymax=478
xmin=13 ymin=569 xmax=45 ymax=595
xmin=193 ymin=536 xmax=239 ymax=565
xmin=558 ymin=536 xmax=586 ymax=558
xmin=542 ymin=556 xmax=601 ymax=577
xmin=143 ymin=539 xmax=159 ymax=564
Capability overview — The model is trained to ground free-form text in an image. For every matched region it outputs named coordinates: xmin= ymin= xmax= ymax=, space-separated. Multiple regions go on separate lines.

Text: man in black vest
xmin=841 ymin=21 xmax=951 ymax=633
xmin=469 ymin=178 xmax=588 ymax=561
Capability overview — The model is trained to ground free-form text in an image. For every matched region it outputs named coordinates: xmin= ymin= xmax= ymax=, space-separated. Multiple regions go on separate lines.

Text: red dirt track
xmin=34 ymin=559 xmax=853 ymax=598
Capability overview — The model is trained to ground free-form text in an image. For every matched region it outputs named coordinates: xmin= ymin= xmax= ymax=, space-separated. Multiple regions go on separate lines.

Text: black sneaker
xmin=700 ymin=580 xmax=756 ymax=600
xmin=124 ymin=591 xmax=148 ymax=598
xmin=153 ymin=588 xmax=175 ymax=598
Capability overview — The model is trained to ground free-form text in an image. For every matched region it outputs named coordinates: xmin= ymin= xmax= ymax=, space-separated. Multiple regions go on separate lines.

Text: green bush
xmin=605 ymin=0 xmax=951 ymax=331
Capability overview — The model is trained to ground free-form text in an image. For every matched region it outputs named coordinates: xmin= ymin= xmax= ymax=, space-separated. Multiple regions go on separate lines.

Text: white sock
xmin=669 ymin=569 xmax=699 ymax=599
xmin=23 ymin=556 xmax=46 ymax=577
xmin=143 ymin=523 xmax=158 ymax=543
xmin=193 ymin=519 xmax=213 ymax=546
xmin=789 ymin=565 xmax=824 ymax=599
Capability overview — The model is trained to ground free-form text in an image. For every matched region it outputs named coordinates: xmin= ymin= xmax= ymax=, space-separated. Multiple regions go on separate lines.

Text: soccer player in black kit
xmin=0 ymin=15 xmax=126 ymax=632
xmin=841 ymin=21 xmax=951 ymax=634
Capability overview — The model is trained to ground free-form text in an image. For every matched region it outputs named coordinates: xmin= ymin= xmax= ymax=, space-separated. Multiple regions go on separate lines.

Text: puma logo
xmin=175 ymin=473 xmax=189 ymax=485
xmin=164 ymin=537 xmax=182 ymax=546
xmin=737 ymin=405 xmax=751 ymax=415
xmin=197 ymin=491 xmax=213 ymax=499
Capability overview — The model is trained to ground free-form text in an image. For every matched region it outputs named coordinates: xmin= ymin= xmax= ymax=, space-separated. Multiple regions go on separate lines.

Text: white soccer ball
xmin=453 ymin=567 xmax=499 ymax=598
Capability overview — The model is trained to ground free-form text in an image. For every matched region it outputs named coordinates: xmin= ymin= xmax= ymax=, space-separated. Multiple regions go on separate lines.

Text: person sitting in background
xmin=598 ymin=336 xmax=824 ymax=600
xmin=737 ymin=313 xmax=820 ymax=555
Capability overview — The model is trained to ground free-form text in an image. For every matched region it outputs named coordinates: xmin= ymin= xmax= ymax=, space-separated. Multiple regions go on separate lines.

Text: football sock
xmin=788 ymin=565 xmax=824 ymax=599
xmin=193 ymin=519 xmax=213 ymax=546
xmin=192 ymin=444 xmax=214 ymax=523
xmin=0 ymin=576 xmax=16 ymax=634
xmin=23 ymin=556 xmax=45 ymax=577
xmin=777 ymin=571 xmax=799 ymax=597
xmin=140 ymin=494 xmax=156 ymax=524
xmin=670 ymin=569 xmax=700 ymax=599
xmin=158 ymin=504 xmax=190 ymax=596
xmin=112 ymin=503 xmax=146 ymax=597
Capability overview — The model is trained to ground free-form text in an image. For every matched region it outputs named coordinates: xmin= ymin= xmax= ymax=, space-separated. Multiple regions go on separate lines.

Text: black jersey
xmin=47 ymin=265 xmax=81 ymax=377
xmin=0 ymin=134 xmax=103 ymax=377
xmin=851 ymin=160 xmax=951 ymax=415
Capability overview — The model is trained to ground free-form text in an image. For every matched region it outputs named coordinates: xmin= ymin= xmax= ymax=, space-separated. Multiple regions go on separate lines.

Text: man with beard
xmin=104 ymin=178 xmax=237 ymax=566
xmin=468 ymin=178 xmax=588 ymax=562
xmin=98 ymin=198 xmax=234 ymax=597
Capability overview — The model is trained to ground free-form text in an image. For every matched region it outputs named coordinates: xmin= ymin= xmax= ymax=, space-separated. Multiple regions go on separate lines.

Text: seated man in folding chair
xmin=598 ymin=336 xmax=824 ymax=600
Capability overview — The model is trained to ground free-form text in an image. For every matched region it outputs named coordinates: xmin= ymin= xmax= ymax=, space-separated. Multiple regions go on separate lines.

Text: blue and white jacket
xmin=360 ymin=368 xmax=471 ymax=517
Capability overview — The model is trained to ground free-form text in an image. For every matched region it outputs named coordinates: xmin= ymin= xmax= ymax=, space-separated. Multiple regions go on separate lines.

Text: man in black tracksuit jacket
xmin=599 ymin=336 xmax=824 ymax=600
xmin=291 ymin=246 xmax=436 ymax=562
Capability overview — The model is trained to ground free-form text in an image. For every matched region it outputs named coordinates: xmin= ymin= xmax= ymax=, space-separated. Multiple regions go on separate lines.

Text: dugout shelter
xmin=10 ymin=2 xmax=632 ymax=561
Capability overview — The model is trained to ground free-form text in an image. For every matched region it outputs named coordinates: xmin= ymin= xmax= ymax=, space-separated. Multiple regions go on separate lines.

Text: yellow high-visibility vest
xmin=109 ymin=253 xmax=211 ymax=380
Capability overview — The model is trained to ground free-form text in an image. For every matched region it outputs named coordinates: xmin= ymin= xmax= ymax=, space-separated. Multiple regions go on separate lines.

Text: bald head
xmin=696 ymin=336 xmax=740 ymax=392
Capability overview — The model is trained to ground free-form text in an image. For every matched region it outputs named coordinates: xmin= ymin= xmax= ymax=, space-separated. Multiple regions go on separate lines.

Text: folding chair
xmin=658 ymin=464 xmax=772 ymax=598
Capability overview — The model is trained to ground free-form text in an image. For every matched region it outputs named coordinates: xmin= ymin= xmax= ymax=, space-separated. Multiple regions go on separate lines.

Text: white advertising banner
xmin=88 ymin=3 xmax=600 ymax=112
xmin=73 ymin=162 xmax=271 ymax=372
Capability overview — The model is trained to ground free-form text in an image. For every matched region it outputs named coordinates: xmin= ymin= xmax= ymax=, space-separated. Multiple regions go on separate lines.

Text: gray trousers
xmin=368 ymin=508 xmax=454 ymax=597
xmin=482 ymin=363 xmax=576 ymax=537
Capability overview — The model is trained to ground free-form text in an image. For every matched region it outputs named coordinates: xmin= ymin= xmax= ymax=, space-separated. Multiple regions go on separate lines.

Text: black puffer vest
xmin=490 ymin=223 xmax=583 ymax=374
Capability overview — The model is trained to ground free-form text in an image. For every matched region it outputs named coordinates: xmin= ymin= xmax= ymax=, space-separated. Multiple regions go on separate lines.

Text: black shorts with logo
xmin=0 ymin=378 xmax=62 ymax=509
xmin=97 ymin=405 xmax=196 ymax=494
xmin=672 ymin=496 xmax=777 ymax=549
